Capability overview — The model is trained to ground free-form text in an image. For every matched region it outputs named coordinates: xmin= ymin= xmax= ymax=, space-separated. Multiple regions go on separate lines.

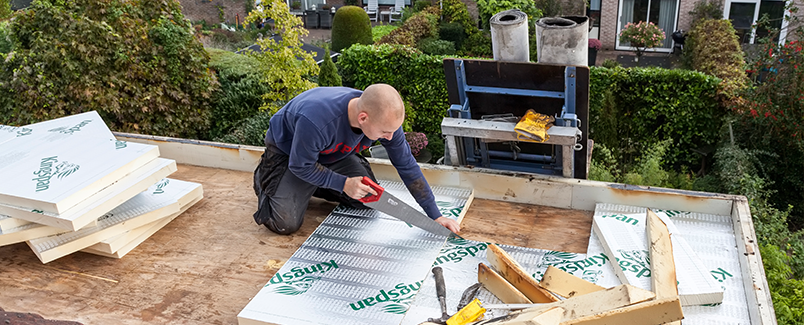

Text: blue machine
xmin=442 ymin=59 xmax=589 ymax=178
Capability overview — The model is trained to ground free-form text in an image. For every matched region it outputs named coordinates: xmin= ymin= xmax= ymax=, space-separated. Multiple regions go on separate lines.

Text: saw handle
xmin=358 ymin=176 xmax=384 ymax=203
xmin=433 ymin=266 xmax=448 ymax=319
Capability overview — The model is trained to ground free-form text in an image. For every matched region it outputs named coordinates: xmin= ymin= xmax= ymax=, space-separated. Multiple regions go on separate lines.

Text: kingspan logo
xmin=599 ymin=214 xmax=639 ymax=226
xmin=349 ymin=280 xmax=423 ymax=314
xmin=616 ymin=249 xmax=651 ymax=278
xmin=115 ymin=140 xmax=127 ymax=149
xmin=266 ymin=259 xmax=339 ymax=296
xmin=32 ymin=156 xmax=80 ymax=192
xmin=153 ymin=179 xmax=169 ymax=194
xmin=432 ymin=237 xmax=489 ymax=266
xmin=48 ymin=119 xmax=93 ymax=135
xmin=437 ymin=201 xmax=464 ymax=219
xmin=533 ymin=251 xmax=610 ymax=283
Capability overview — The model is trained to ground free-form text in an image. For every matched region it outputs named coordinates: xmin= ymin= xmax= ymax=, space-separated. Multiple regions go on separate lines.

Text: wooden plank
xmin=564 ymin=296 xmax=684 ymax=325
xmin=732 ymin=199 xmax=777 ymax=325
xmin=456 ymin=190 xmax=475 ymax=225
xmin=486 ymin=244 xmax=560 ymax=303
xmin=478 ymin=262 xmax=532 ymax=304
xmin=540 ymin=265 xmax=605 ymax=298
xmin=492 ymin=306 xmax=565 ymax=325
xmin=441 ymin=118 xmax=578 ymax=146
xmin=647 ymin=209 xmax=677 ymax=299
xmin=514 ymin=284 xmax=656 ymax=323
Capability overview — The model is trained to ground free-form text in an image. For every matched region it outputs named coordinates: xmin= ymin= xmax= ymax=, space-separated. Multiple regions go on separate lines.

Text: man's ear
xmin=357 ymin=111 xmax=369 ymax=125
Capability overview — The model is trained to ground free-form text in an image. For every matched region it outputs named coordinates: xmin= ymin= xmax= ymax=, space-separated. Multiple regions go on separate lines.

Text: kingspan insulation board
xmin=0 ymin=158 xmax=177 ymax=230
xmin=237 ymin=181 xmax=470 ymax=325
xmin=0 ymin=222 xmax=72 ymax=247
xmin=26 ymin=179 xmax=202 ymax=264
xmin=0 ymin=111 xmax=113 ymax=148
xmin=592 ymin=207 xmax=724 ymax=305
xmin=0 ymin=137 xmax=159 ymax=216
xmin=0 ymin=215 xmax=32 ymax=231
xmin=81 ymin=194 xmax=203 ymax=258
xmin=591 ymin=203 xmax=750 ymax=324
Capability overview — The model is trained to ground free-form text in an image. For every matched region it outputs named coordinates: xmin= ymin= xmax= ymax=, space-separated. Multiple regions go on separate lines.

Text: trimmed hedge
xmin=686 ymin=19 xmax=748 ymax=104
xmin=338 ymin=44 xmax=449 ymax=135
xmin=377 ymin=6 xmax=440 ymax=47
xmin=331 ymin=6 xmax=373 ymax=53
xmin=589 ymin=66 xmax=724 ymax=171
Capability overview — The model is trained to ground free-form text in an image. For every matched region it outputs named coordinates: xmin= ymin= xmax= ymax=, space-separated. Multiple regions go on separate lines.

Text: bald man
xmin=253 ymin=84 xmax=461 ymax=235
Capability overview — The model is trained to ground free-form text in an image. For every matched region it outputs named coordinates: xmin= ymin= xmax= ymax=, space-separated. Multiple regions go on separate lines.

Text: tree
xmin=0 ymin=0 xmax=11 ymax=20
xmin=330 ymin=6 xmax=372 ymax=53
xmin=318 ymin=49 xmax=342 ymax=87
xmin=0 ymin=0 xmax=216 ymax=138
xmin=244 ymin=0 xmax=318 ymax=114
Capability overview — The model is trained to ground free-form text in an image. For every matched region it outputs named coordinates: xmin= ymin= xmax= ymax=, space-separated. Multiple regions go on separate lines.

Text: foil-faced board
xmin=591 ymin=203 xmax=750 ymax=324
xmin=26 ymin=179 xmax=202 ymax=264
xmin=237 ymin=181 xmax=470 ymax=325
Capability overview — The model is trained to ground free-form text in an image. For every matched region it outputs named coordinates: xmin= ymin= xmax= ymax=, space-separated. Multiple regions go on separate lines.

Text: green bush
xmin=418 ymin=37 xmax=456 ymax=55
xmin=338 ymin=44 xmax=449 ymax=135
xmin=475 ymin=0 xmax=542 ymax=30
xmin=529 ymin=33 xmax=538 ymax=62
xmin=205 ymin=48 xmax=269 ymax=140
xmin=688 ymin=0 xmax=723 ymax=28
xmin=0 ymin=20 xmax=12 ymax=54
xmin=601 ymin=58 xmax=621 ymax=68
xmin=214 ymin=110 xmax=273 ymax=146
xmin=589 ymin=66 xmax=723 ymax=173
xmin=461 ymin=31 xmax=492 ymax=57
xmin=318 ymin=49 xmax=342 ymax=86
xmin=0 ymin=0 xmax=10 ymax=19
xmin=0 ymin=0 xmax=216 ymax=138
xmin=378 ymin=6 xmax=439 ymax=47
xmin=413 ymin=0 xmax=431 ymax=12
xmin=439 ymin=22 xmax=466 ymax=49
xmin=761 ymin=244 xmax=804 ymax=325
xmin=372 ymin=24 xmax=399 ymax=42
xmin=441 ymin=0 xmax=478 ymax=37
xmin=331 ymin=6 xmax=373 ymax=53
xmin=686 ymin=19 xmax=748 ymax=104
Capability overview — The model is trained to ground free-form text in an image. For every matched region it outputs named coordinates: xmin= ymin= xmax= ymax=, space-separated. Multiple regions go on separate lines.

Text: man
xmin=253 ymin=84 xmax=461 ymax=235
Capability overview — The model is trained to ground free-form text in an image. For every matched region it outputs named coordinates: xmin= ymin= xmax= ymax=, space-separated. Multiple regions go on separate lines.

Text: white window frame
xmin=615 ymin=0 xmax=681 ymax=53
xmin=723 ymin=0 xmax=790 ymax=45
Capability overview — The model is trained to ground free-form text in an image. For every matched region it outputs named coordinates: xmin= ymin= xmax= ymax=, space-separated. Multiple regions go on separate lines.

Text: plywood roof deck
xmin=0 ymin=164 xmax=590 ymax=324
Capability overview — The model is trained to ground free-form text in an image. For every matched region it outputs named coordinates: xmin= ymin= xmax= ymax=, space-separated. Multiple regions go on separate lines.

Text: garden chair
xmin=364 ymin=0 xmax=379 ymax=22
xmin=383 ymin=0 xmax=404 ymax=22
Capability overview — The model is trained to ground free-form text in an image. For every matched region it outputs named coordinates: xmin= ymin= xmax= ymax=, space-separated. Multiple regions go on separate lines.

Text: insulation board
xmin=592 ymin=203 xmax=750 ymax=324
xmin=0 ymin=111 xmax=114 ymax=149
xmin=0 ymin=215 xmax=32 ymax=231
xmin=82 ymin=194 xmax=203 ymax=258
xmin=593 ymin=208 xmax=724 ymax=305
xmin=237 ymin=181 xmax=470 ymax=325
xmin=0 ymin=222 xmax=71 ymax=247
xmin=26 ymin=179 xmax=202 ymax=264
xmin=0 ymin=158 xmax=177 ymax=230
xmin=0 ymin=137 xmax=159 ymax=215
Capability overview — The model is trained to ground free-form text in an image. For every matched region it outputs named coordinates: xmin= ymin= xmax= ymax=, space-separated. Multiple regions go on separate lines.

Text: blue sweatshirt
xmin=264 ymin=87 xmax=442 ymax=220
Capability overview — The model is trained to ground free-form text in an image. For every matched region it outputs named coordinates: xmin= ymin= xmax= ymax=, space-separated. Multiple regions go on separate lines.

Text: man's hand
xmin=344 ymin=176 xmax=378 ymax=200
xmin=435 ymin=217 xmax=461 ymax=233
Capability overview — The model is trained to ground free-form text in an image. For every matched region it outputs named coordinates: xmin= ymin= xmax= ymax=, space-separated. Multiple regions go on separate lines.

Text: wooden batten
xmin=563 ymin=296 xmax=684 ymax=325
xmin=491 ymin=306 xmax=566 ymax=325
xmin=540 ymin=265 xmax=605 ymax=298
xmin=486 ymin=244 xmax=559 ymax=303
xmin=515 ymin=284 xmax=656 ymax=323
xmin=478 ymin=263 xmax=531 ymax=304
xmin=647 ymin=209 xmax=681 ymax=325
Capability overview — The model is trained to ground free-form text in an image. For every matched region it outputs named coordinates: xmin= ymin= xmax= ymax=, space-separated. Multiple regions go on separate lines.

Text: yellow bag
xmin=514 ymin=109 xmax=555 ymax=143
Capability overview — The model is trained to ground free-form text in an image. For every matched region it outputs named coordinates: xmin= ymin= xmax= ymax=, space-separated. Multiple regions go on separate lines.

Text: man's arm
xmin=382 ymin=128 xmax=460 ymax=233
xmin=286 ymin=118 xmax=347 ymax=191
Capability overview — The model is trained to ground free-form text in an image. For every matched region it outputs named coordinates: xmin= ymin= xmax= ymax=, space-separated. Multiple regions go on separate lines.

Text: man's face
xmin=360 ymin=111 xmax=403 ymax=141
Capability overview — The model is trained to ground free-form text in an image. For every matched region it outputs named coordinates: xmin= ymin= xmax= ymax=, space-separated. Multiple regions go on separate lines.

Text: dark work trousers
xmin=253 ymin=144 xmax=378 ymax=235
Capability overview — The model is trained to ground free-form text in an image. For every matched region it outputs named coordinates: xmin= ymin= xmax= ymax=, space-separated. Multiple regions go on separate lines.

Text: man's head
xmin=355 ymin=84 xmax=405 ymax=141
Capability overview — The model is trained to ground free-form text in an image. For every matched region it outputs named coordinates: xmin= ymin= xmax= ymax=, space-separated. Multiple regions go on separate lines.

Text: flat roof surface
xmin=0 ymin=164 xmax=593 ymax=324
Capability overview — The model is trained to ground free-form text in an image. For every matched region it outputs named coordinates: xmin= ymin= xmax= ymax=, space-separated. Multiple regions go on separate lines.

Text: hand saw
xmin=358 ymin=177 xmax=455 ymax=237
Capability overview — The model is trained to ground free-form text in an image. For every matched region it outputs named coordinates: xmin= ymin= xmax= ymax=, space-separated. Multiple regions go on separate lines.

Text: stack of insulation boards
xmin=0 ymin=112 xmax=203 ymax=263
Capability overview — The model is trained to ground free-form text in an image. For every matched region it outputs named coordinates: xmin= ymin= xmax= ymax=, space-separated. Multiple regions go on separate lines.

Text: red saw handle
xmin=358 ymin=176 xmax=384 ymax=203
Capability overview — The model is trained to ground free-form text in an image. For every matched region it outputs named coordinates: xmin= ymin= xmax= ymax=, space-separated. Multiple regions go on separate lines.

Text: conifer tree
xmin=318 ymin=49 xmax=342 ymax=87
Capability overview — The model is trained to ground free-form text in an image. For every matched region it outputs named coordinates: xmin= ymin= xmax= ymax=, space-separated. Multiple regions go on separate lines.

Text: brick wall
xmin=599 ymin=0 xmax=618 ymax=49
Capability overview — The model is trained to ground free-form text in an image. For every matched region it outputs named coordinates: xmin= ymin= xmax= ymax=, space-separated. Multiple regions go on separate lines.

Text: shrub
xmin=205 ymin=48 xmax=269 ymax=140
xmin=413 ymin=0 xmax=431 ymax=12
xmin=244 ymin=0 xmax=319 ymax=114
xmin=377 ymin=6 xmax=439 ymax=47
xmin=476 ymin=0 xmax=542 ymax=30
xmin=686 ymin=19 xmax=748 ymax=104
xmin=761 ymin=244 xmax=804 ymax=325
xmin=418 ymin=37 xmax=456 ymax=55
xmin=0 ymin=0 xmax=10 ymax=19
xmin=441 ymin=0 xmax=478 ymax=37
xmin=338 ymin=44 xmax=448 ymax=135
xmin=318 ymin=49 xmax=342 ymax=86
xmin=331 ymin=6 xmax=373 ymax=52
xmin=529 ymin=32 xmax=538 ymax=61
xmin=0 ymin=20 xmax=12 ymax=54
xmin=0 ymin=0 xmax=216 ymax=138
xmin=439 ymin=22 xmax=466 ymax=49
xmin=688 ymin=0 xmax=723 ymax=28
xmin=601 ymin=58 xmax=620 ymax=68
xmin=214 ymin=110 xmax=273 ymax=146
xmin=372 ymin=24 xmax=399 ymax=42
xmin=461 ymin=31 xmax=492 ymax=57
xmin=588 ymin=66 xmax=723 ymax=172
xmin=619 ymin=21 xmax=665 ymax=58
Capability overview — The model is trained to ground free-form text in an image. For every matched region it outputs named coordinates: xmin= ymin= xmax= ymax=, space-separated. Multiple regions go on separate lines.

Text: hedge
xmin=338 ymin=44 xmax=449 ymax=136
xmin=206 ymin=48 xmax=270 ymax=140
xmin=589 ymin=66 xmax=724 ymax=171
